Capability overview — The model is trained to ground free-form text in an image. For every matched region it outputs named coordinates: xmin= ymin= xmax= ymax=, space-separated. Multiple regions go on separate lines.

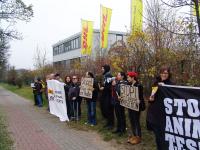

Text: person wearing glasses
xmin=147 ymin=66 xmax=173 ymax=150
xmin=68 ymin=75 xmax=82 ymax=121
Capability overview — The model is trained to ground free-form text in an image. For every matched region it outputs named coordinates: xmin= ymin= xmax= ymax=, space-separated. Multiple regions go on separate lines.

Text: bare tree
xmin=33 ymin=46 xmax=49 ymax=78
xmin=159 ymin=0 xmax=200 ymax=36
xmin=0 ymin=0 xmax=33 ymax=39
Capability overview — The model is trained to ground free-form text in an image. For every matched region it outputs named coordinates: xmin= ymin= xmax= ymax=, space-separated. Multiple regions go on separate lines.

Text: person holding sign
xmin=126 ymin=72 xmax=145 ymax=145
xmin=147 ymin=66 xmax=174 ymax=150
xmin=111 ymin=72 xmax=127 ymax=136
xmin=84 ymin=72 xmax=98 ymax=126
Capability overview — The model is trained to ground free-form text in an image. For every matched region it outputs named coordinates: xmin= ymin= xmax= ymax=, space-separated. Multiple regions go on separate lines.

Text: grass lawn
xmin=1 ymin=83 xmax=156 ymax=150
xmin=0 ymin=111 xmax=13 ymax=150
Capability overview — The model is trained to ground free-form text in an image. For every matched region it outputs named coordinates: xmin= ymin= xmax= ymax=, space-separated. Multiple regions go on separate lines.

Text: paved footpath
xmin=0 ymin=87 xmax=117 ymax=150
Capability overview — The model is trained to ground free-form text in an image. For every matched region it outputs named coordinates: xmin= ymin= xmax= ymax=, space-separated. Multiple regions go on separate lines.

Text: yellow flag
xmin=100 ymin=5 xmax=112 ymax=48
xmin=81 ymin=20 xmax=93 ymax=55
xmin=193 ymin=2 xmax=200 ymax=16
xmin=131 ymin=0 xmax=143 ymax=33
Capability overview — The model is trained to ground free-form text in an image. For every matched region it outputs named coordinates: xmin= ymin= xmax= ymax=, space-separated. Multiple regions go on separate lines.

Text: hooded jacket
xmin=102 ymin=65 xmax=112 ymax=93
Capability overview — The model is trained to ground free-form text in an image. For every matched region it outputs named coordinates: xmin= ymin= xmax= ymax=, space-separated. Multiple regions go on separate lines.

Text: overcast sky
xmin=9 ymin=0 xmax=131 ymax=69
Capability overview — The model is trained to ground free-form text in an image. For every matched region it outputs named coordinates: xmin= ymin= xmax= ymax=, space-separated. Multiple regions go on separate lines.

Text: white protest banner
xmin=120 ymin=84 xmax=140 ymax=111
xmin=79 ymin=77 xmax=94 ymax=99
xmin=47 ymin=80 xmax=69 ymax=121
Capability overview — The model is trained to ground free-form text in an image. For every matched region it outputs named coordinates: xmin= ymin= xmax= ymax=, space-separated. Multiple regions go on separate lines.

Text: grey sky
xmin=9 ymin=0 xmax=131 ymax=69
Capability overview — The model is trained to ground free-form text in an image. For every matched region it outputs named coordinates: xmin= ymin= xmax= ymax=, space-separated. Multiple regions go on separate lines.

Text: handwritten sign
xmin=79 ymin=77 xmax=94 ymax=99
xmin=120 ymin=84 xmax=140 ymax=111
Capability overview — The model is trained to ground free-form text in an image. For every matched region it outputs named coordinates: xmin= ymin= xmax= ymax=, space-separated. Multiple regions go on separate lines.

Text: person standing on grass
xmin=32 ymin=78 xmax=38 ymax=106
xmin=111 ymin=72 xmax=127 ymax=136
xmin=147 ymin=66 xmax=173 ymax=150
xmin=99 ymin=64 xmax=114 ymax=129
xmin=68 ymin=75 xmax=82 ymax=120
xmin=84 ymin=72 xmax=98 ymax=126
xmin=64 ymin=76 xmax=72 ymax=120
xmin=35 ymin=77 xmax=43 ymax=107
xmin=126 ymin=72 xmax=145 ymax=145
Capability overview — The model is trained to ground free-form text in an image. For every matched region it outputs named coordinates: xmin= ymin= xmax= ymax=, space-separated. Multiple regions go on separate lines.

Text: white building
xmin=53 ymin=29 xmax=127 ymax=68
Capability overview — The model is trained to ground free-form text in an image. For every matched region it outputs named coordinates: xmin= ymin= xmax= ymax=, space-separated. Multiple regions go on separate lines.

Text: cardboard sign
xmin=120 ymin=84 xmax=140 ymax=111
xmin=79 ymin=77 xmax=94 ymax=99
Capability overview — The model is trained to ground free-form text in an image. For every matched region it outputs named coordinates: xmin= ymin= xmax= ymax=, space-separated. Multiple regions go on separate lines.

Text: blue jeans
xmin=87 ymin=101 xmax=96 ymax=125
xmin=36 ymin=94 xmax=43 ymax=107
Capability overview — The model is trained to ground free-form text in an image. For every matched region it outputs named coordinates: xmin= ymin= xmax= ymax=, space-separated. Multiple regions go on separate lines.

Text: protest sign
xmin=120 ymin=84 xmax=140 ymax=111
xmin=79 ymin=77 xmax=94 ymax=99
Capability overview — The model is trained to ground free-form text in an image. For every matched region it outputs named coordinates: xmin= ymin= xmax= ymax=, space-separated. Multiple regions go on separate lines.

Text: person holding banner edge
xmin=64 ymin=76 xmax=72 ymax=120
xmin=147 ymin=66 xmax=174 ymax=150
xmin=126 ymin=71 xmax=145 ymax=145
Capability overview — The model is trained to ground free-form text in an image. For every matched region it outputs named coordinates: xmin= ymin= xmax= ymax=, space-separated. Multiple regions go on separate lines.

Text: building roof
xmin=52 ymin=29 xmax=127 ymax=47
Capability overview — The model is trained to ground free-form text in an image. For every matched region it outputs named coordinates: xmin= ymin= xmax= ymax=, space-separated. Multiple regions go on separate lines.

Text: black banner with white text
xmin=156 ymin=85 xmax=200 ymax=150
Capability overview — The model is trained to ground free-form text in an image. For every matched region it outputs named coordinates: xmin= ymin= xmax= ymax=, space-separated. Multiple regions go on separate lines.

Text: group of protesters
xmin=32 ymin=65 xmax=173 ymax=149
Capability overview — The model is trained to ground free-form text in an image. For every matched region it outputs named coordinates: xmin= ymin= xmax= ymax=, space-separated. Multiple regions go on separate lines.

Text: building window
xmin=58 ymin=45 xmax=63 ymax=54
xmin=71 ymin=40 xmax=74 ymax=49
xmin=116 ymin=34 xmax=123 ymax=41
xmin=73 ymin=39 xmax=76 ymax=49
xmin=78 ymin=36 xmax=81 ymax=48
xmin=54 ymin=46 xmax=59 ymax=55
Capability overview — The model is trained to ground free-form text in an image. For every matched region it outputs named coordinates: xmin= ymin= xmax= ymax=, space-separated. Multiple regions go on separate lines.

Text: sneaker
xmin=127 ymin=136 xmax=135 ymax=143
xmin=85 ymin=122 xmax=90 ymax=125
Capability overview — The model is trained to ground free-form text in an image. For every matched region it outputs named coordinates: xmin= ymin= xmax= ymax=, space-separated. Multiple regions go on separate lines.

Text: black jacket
xmin=102 ymin=71 xmax=112 ymax=95
xmin=34 ymin=82 xmax=43 ymax=95
xmin=64 ymin=82 xmax=71 ymax=100
xmin=147 ymin=79 xmax=174 ymax=126
xmin=112 ymin=80 xmax=127 ymax=104
xmin=68 ymin=83 xmax=81 ymax=101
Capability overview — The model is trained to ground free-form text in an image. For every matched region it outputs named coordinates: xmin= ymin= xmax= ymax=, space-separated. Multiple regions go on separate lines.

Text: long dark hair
xmin=87 ymin=72 xmax=94 ymax=78
xmin=119 ymin=72 xmax=127 ymax=81
xmin=64 ymin=76 xmax=71 ymax=84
